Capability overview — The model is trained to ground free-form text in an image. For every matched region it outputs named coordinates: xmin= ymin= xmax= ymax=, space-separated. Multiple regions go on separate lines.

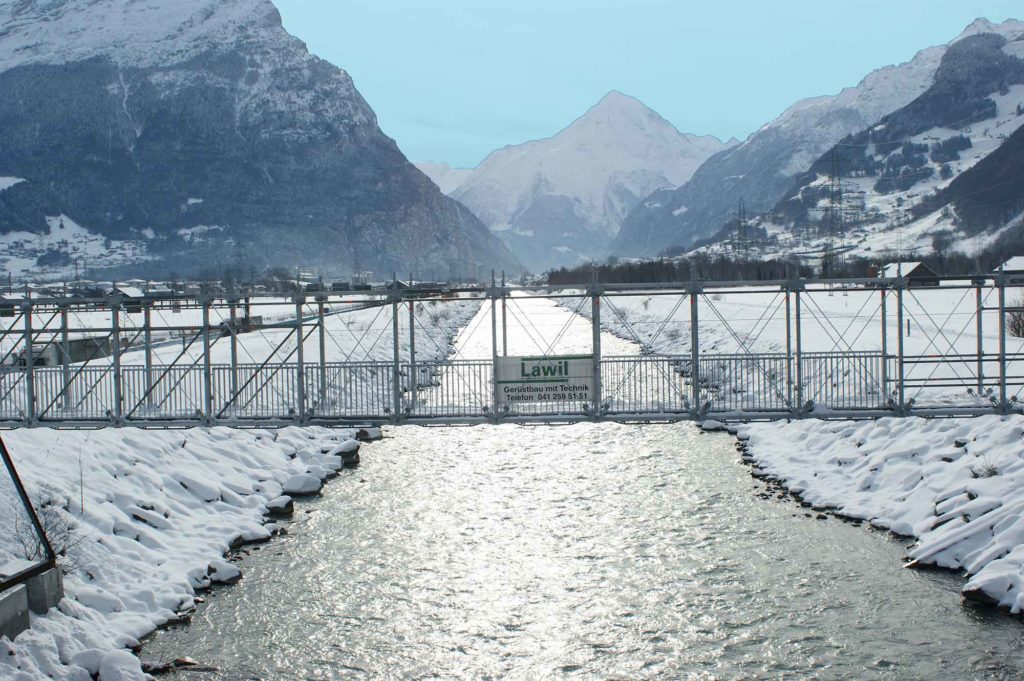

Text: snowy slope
xmin=612 ymin=18 xmax=1024 ymax=258
xmin=450 ymin=91 xmax=734 ymax=272
xmin=725 ymin=31 xmax=1024 ymax=267
xmin=415 ymin=162 xmax=473 ymax=195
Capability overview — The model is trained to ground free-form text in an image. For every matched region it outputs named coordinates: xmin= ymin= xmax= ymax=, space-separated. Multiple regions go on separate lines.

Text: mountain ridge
xmin=610 ymin=17 xmax=1024 ymax=259
xmin=0 ymin=0 xmax=521 ymax=279
xmin=438 ymin=90 xmax=733 ymax=272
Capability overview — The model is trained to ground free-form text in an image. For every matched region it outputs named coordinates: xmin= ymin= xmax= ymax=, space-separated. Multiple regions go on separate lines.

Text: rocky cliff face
xmin=610 ymin=18 xmax=1024 ymax=259
xmin=0 ymin=0 xmax=520 ymax=280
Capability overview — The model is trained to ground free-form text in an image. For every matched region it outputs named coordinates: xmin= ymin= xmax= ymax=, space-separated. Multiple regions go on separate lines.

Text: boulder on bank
xmin=265 ymin=495 xmax=294 ymax=517
xmin=207 ymin=560 xmax=242 ymax=585
xmin=326 ymin=440 xmax=360 ymax=466
xmin=282 ymin=474 xmax=323 ymax=496
xmin=356 ymin=427 xmax=383 ymax=442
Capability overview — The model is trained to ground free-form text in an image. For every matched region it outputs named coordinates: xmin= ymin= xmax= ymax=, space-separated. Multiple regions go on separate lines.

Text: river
xmin=143 ymin=296 xmax=1024 ymax=679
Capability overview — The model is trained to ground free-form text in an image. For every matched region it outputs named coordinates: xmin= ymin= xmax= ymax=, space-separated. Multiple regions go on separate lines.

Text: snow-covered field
xmin=560 ymin=284 xmax=1024 ymax=409
xmin=4 ymin=296 xmax=481 ymax=367
xmin=736 ymin=415 xmax=1024 ymax=613
xmin=0 ymin=426 xmax=367 ymax=680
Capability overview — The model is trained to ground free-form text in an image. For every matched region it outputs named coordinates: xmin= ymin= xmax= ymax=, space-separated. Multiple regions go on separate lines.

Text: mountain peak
xmin=580 ymin=90 xmax=661 ymax=125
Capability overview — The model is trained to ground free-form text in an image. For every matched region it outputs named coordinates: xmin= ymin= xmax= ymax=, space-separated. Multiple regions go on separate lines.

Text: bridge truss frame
xmin=0 ymin=272 xmax=1020 ymax=429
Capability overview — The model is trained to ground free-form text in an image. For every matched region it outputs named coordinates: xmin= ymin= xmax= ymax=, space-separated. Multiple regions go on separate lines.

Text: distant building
xmin=879 ymin=261 xmax=939 ymax=287
xmin=996 ymin=257 xmax=1024 ymax=286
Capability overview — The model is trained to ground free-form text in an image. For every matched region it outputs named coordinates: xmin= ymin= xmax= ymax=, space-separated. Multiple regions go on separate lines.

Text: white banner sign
xmin=495 ymin=355 xmax=594 ymax=405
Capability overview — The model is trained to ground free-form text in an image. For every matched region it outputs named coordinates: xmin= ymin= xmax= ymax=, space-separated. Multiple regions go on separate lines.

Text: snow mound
xmin=282 ymin=473 xmax=323 ymax=496
xmin=740 ymin=414 xmax=1024 ymax=612
xmin=0 ymin=425 xmax=358 ymax=679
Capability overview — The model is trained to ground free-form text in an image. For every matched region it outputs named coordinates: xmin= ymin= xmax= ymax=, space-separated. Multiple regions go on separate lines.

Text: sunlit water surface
xmin=143 ymin=297 xmax=1024 ymax=679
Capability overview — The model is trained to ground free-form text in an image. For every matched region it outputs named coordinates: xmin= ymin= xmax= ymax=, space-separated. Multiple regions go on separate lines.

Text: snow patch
xmin=0 ymin=177 xmax=25 ymax=192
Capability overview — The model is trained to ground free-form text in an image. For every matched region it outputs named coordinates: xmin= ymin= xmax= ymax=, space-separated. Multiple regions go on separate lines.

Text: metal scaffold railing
xmin=0 ymin=271 xmax=1021 ymax=428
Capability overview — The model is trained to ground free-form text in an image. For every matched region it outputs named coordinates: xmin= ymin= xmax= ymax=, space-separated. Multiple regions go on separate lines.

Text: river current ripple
xmin=145 ymin=422 xmax=1024 ymax=680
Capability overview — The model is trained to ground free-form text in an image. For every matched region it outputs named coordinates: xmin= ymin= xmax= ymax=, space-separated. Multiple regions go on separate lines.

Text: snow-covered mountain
xmin=703 ymin=29 xmax=1024 ymax=268
xmin=612 ymin=18 xmax=1024 ymax=259
xmin=0 ymin=0 xmax=520 ymax=280
xmin=442 ymin=91 xmax=734 ymax=272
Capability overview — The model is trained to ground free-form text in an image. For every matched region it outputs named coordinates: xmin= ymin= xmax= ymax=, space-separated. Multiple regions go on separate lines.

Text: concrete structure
xmin=26 ymin=568 xmax=63 ymax=614
xmin=0 ymin=585 xmax=29 ymax=641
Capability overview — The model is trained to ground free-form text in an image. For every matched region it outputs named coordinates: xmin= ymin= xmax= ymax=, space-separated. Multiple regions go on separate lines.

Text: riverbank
xmin=0 ymin=425 xmax=369 ymax=680
xmin=734 ymin=414 xmax=1024 ymax=613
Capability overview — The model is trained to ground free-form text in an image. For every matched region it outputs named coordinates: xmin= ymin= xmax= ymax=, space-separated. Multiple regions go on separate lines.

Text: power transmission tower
xmin=822 ymin=150 xmax=845 ymax=277
xmin=734 ymin=198 xmax=749 ymax=259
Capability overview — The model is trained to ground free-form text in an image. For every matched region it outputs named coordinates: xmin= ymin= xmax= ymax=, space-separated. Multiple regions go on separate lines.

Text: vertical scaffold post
xmin=201 ymin=297 xmax=213 ymax=424
xmin=408 ymin=299 xmax=417 ymax=412
xmin=501 ymin=271 xmax=508 ymax=357
xmin=490 ymin=271 xmax=500 ymax=420
xmin=794 ymin=281 xmax=804 ymax=415
xmin=880 ymin=286 xmax=888 ymax=406
xmin=228 ymin=300 xmax=239 ymax=413
xmin=22 ymin=300 xmax=34 ymax=425
xmin=590 ymin=270 xmax=602 ymax=417
xmin=391 ymin=279 xmax=402 ymax=424
xmin=294 ymin=296 xmax=306 ymax=423
xmin=111 ymin=298 xmax=123 ymax=424
xmin=784 ymin=282 xmax=793 ymax=410
xmin=318 ymin=299 xmax=327 ymax=412
xmin=998 ymin=271 xmax=1008 ymax=412
xmin=60 ymin=305 xmax=71 ymax=412
xmin=895 ymin=280 xmax=906 ymax=413
xmin=143 ymin=302 xmax=154 ymax=409
xmin=976 ymin=281 xmax=985 ymax=393
xmin=690 ymin=275 xmax=701 ymax=417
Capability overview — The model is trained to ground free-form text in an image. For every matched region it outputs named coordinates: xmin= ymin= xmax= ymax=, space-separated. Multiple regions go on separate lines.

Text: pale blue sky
xmin=276 ymin=0 xmax=1020 ymax=168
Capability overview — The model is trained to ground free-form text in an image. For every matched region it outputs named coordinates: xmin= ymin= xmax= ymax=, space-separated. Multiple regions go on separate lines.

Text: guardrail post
xmin=590 ymin=275 xmax=603 ymax=418
xmin=998 ymin=272 xmax=1008 ymax=412
xmin=880 ymin=286 xmax=888 ymax=406
xmin=391 ymin=283 xmax=402 ymax=424
xmin=976 ymin=281 xmax=985 ymax=393
xmin=22 ymin=301 xmax=34 ymax=426
xmin=895 ymin=279 xmax=906 ymax=414
xmin=294 ymin=296 xmax=306 ymax=423
xmin=201 ymin=297 xmax=213 ymax=425
xmin=501 ymin=271 xmax=508 ymax=357
xmin=490 ymin=272 xmax=500 ymax=421
xmin=228 ymin=299 xmax=239 ymax=413
xmin=690 ymin=276 xmax=701 ymax=418
xmin=60 ymin=305 xmax=70 ymax=412
xmin=408 ymin=299 xmax=417 ymax=413
xmin=784 ymin=282 xmax=794 ymax=410
xmin=794 ymin=280 xmax=804 ymax=415
xmin=110 ymin=298 xmax=123 ymax=425
xmin=318 ymin=298 xmax=327 ymax=412
xmin=143 ymin=302 xmax=154 ymax=409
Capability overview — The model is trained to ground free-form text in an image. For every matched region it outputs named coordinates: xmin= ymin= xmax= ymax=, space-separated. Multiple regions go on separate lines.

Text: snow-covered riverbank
xmin=0 ymin=426 xmax=368 ymax=680
xmin=736 ymin=414 xmax=1024 ymax=613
